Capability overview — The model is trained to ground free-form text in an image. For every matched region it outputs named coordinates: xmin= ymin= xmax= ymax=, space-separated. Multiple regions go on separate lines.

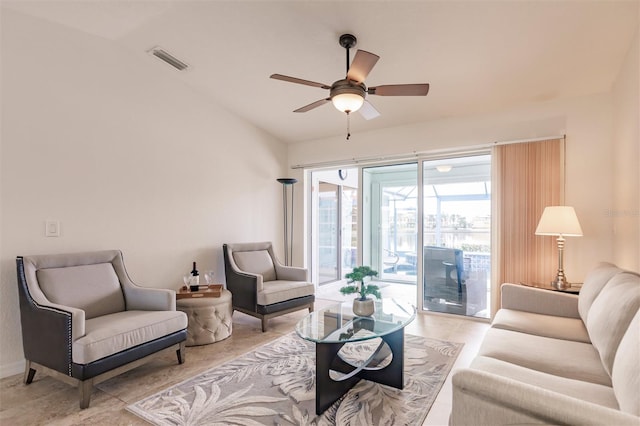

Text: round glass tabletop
xmin=295 ymin=298 xmax=416 ymax=344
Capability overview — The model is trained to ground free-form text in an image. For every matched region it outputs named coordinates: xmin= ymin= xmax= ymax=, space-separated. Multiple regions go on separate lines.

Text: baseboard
xmin=1 ymin=359 xmax=25 ymax=379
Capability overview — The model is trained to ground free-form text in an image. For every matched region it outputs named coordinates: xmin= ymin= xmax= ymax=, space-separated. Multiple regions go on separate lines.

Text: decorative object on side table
xmin=340 ymin=266 xmax=381 ymax=316
xmin=535 ymin=206 xmax=583 ymax=290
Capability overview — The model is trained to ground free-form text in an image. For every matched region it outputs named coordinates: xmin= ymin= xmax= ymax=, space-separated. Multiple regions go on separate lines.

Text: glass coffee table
xmin=295 ymin=298 xmax=416 ymax=414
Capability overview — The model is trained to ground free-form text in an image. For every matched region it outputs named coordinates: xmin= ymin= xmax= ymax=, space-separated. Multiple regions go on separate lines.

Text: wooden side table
xmin=519 ymin=281 xmax=582 ymax=294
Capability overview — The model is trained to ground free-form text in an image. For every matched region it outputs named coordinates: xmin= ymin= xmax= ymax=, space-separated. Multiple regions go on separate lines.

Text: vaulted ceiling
xmin=4 ymin=1 xmax=638 ymax=143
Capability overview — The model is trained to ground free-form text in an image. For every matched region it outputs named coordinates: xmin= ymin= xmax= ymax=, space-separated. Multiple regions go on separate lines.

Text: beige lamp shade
xmin=535 ymin=206 xmax=583 ymax=237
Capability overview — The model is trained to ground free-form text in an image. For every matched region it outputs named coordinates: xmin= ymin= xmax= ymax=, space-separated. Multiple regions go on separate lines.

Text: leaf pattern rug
xmin=127 ymin=333 xmax=462 ymax=426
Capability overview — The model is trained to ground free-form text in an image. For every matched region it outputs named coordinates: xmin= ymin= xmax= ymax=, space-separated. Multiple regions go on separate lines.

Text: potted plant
xmin=340 ymin=266 xmax=381 ymax=316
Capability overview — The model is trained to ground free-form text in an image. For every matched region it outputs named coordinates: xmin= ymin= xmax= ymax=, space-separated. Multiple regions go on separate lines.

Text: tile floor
xmin=0 ymin=297 xmax=489 ymax=426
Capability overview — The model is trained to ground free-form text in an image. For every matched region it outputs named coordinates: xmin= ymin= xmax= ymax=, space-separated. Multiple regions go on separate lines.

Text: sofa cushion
xmin=492 ymin=309 xmax=590 ymax=343
xmin=233 ymin=250 xmax=276 ymax=282
xmin=478 ymin=327 xmax=611 ymax=386
xmin=257 ymin=280 xmax=315 ymax=306
xmin=72 ymin=310 xmax=187 ymax=364
xmin=470 ymin=355 xmax=620 ymax=409
xmin=586 ymin=272 xmax=640 ymax=376
xmin=611 ymin=310 xmax=640 ymax=416
xmin=37 ymin=263 xmax=125 ymax=319
xmin=578 ymin=262 xmax=623 ymax=323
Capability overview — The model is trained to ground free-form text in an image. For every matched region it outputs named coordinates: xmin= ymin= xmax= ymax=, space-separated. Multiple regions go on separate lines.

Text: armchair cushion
xmin=233 ymin=250 xmax=276 ymax=282
xmin=73 ymin=310 xmax=187 ymax=364
xmin=257 ymin=280 xmax=315 ymax=306
xmin=37 ymin=263 xmax=124 ymax=319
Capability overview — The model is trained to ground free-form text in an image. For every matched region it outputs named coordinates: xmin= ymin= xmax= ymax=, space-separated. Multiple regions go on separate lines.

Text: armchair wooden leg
xmin=309 ymin=303 xmax=314 ymax=313
xmin=79 ymin=379 xmax=93 ymax=409
xmin=176 ymin=342 xmax=186 ymax=364
xmin=24 ymin=361 xmax=36 ymax=384
xmin=261 ymin=317 xmax=267 ymax=332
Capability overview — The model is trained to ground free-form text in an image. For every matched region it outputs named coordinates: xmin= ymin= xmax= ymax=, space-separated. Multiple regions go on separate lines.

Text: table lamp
xmin=535 ymin=206 xmax=583 ymax=290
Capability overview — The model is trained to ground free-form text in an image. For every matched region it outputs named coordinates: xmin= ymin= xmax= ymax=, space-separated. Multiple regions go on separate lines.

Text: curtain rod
xmin=291 ymin=134 xmax=566 ymax=170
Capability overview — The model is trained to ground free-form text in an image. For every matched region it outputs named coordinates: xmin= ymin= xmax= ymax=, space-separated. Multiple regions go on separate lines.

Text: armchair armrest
xmin=123 ymin=285 xmax=176 ymax=311
xmin=501 ymin=283 xmax=579 ymax=318
xmin=275 ymin=264 xmax=308 ymax=282
xmin=451 ymin=368 xmax=639 ymax=426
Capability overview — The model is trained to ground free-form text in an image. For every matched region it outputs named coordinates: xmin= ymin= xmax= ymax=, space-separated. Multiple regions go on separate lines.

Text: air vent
xmin=148 ymin=47 xmax=189 ymax=71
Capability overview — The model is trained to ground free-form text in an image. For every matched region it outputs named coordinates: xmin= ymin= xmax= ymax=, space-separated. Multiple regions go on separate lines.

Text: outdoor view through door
xmin=423 ymin=156 xmax=491 ymax=318
xmin=312 ymin=155 xmax=491 ymax=319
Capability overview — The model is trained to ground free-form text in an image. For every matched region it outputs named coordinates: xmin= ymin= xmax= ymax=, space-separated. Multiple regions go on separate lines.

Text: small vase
xmin=352 ymin=298 xmax=375 ymax=317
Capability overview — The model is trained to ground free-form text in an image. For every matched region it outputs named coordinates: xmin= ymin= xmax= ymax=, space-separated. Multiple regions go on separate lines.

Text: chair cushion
xmin=72 ymin=310 xmax=187 ymax=364
xmin=233 ymin=250 xmax=276 ymax=282
xmin=257 ymin=280 xmax=315 ymax=306
xmin=37 ymin=263 xmax=125 ymax=319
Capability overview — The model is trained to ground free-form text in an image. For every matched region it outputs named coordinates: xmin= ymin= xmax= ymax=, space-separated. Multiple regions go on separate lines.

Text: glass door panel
xmin=363 ymin=163 xmax=418 ymax=284
xmin=318 ymin=182 xmax=339 ymax=284
xmin=422 ymin=155 xmax=491 ymax=318
xmin=341 ymin=186 xmax=357 ymax=275
xmin=312 ymin=168 xmax=359 ymax=287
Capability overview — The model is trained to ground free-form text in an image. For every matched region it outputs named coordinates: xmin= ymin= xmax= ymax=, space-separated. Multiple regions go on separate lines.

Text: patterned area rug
xmin=127 ymin=333 xmax=462 ymax=425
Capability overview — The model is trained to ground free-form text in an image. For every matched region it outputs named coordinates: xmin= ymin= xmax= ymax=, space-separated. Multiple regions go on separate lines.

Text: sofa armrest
xmin=274 ymin=264 xmax=308 ymax=282
xmin=501 ymin=283 xmax=579 ymax=318
xmin=123 ymin=285 xmax=176 ymax=311
xmin=451 ymin=368 xmax=639 ymax=426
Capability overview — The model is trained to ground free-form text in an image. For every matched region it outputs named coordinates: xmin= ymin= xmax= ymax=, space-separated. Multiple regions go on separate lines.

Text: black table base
xmin=315 ymin=327 xmax=404 ymax=415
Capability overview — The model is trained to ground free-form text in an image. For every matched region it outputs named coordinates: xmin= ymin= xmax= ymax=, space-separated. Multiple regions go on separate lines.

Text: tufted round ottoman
xmin=176 ymin=289 xmax=233 ymax=346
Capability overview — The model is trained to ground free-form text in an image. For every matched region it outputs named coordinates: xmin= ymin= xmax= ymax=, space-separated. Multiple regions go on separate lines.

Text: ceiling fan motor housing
xmin=330 ymin=79 xmax=366 ymax=100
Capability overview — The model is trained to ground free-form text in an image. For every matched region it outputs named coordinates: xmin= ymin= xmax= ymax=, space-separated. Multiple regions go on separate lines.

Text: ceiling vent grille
xmin=148 ymin=47 xmax=189 ymax=71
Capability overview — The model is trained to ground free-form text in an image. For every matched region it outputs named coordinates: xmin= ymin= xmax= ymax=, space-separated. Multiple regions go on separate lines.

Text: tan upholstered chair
xmin=223 ymin=242 xmax=314 ymax=331
xmin=16 ymin=250 xmax=188 ymax=408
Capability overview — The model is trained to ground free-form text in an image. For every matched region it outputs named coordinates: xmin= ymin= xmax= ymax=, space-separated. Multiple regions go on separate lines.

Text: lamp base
xmin=550 ymin=276 xmax=571 ymax=290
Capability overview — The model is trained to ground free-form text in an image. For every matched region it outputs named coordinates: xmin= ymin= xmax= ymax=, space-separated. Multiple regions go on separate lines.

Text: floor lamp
xmin=277 ymin=178 xmax=297 ymax=266
xmin=535 ymin=206 xmax=583 ymax=290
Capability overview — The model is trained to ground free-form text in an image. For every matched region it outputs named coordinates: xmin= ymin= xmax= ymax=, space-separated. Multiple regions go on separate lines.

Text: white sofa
xmin=450 ymin=262 xmax=639 ymax=425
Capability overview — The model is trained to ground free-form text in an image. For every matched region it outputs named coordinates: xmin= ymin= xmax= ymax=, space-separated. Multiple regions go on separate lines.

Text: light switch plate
xmin=45 ymin=220 xmax=60 ymax=237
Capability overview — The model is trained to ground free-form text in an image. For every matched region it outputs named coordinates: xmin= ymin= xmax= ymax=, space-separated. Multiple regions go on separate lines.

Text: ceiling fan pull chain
xmin=346 ymin=112 xmax=351 ymax=140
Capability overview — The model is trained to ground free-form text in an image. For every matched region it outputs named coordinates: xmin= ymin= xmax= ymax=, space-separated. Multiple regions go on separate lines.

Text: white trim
xmin=291 ymin=135 xmax=565 ymax=170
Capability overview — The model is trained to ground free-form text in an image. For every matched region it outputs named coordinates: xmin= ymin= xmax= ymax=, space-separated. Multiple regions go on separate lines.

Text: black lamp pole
xmin=277 ymin=178 xmax=298 ymax=265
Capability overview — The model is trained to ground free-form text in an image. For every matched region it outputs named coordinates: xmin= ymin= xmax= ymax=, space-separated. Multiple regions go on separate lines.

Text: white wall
xmin=0 ymin=10 xmax=287 ymax=376
xmin=289 ymin=91 xmax=630 ymax=285
xmin=612 ymin=27 xmax=640 ymax=272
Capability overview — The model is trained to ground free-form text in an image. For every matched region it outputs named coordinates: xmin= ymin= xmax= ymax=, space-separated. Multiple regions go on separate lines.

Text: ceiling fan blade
xmin=359 ymin=100 xmax=380 ymax=121
xmin=368 ymin=84 xmax=430 ymax=96
xmin=270 ymin=74 xmax=331 ymax=90
xmin=294 ymin=98 xmax=331 ymax=113
xmin=346 ymin=50 xmax=380 ymax=83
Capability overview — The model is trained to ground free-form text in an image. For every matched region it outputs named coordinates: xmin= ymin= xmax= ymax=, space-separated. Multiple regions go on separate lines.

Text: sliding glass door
xmin=312 ymin=169 xmax=358 ymax=285
xmin=422 ymin=155 xmax=491 ymax=318
xmin=363 ymin=163 xmax=418 ymax=284
xmin=309 ymin=155 xmax=491 ymax=319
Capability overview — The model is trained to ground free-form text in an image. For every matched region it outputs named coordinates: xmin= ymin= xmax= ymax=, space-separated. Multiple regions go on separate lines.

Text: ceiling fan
xmin=270 ymin=34 xmax=429 ymax=127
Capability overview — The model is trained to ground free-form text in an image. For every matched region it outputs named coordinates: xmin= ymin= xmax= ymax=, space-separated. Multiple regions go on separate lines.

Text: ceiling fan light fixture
xmin=330 ymin=79 xmax=366 ymax=113
xmin=332 ymin=93 xmax=364 ymax=113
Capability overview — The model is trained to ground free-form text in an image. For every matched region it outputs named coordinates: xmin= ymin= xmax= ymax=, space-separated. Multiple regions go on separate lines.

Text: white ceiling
xmin=4 ymin=1 xmax=638 ymax=144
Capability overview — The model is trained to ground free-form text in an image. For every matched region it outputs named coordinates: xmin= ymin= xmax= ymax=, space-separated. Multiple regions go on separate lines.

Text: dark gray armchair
xmin=223 ymin=242 xmax=315 ymax=331
xmin=16 ymin=250 xmax=187 ymax=408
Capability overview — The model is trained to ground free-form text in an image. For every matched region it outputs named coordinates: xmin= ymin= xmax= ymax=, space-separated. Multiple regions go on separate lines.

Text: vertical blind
xmin=493 ymin=138 xmax=564 ymax=314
